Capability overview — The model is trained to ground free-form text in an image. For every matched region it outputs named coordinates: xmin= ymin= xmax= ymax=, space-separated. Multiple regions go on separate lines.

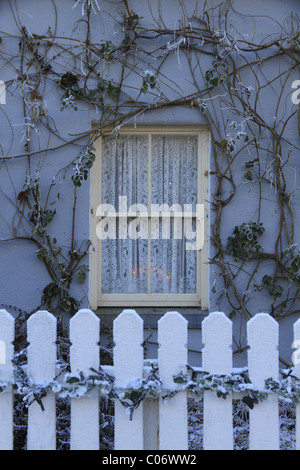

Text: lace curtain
xmin=151 ymin=135 xmax=197 ymax=294
xmin=101 ymin=134 xmax=198 ymax=294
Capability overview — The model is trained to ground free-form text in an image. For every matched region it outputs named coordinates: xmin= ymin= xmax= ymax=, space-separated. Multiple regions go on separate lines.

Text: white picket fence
xmin=0 ymin=308 xmax=299 ymax=451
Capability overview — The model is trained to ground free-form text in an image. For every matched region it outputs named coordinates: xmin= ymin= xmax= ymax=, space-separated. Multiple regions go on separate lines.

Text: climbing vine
xmin=7 ymin=356 xmax=300 ymax=420
xmin=0 ymin=0 xmax=299 ymax=363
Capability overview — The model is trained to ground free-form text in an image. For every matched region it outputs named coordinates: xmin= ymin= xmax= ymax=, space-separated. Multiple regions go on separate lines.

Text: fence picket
xmin=70 ymin=309 xmax=100 ymax=450
xmin=158 ymin=312 xmax=188 ymax=450
xmin=248 ymin=313 xmax=279 ymax=450
xmin=0 ymin=310 xmax=14 ymax=450
xmin=27 ymin=311 xmax=57 ymax=450
xmin=202 ymin=312 xmax=233 ymax=450
xmin=114 ymin=310 xmax=144 ymax=450
xmin=294 ymin=319 xmax=300 ymax=451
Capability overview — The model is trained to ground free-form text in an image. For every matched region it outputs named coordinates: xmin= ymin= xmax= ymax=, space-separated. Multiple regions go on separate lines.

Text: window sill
xmin=93 ymin=307 xmax=208 ymax=329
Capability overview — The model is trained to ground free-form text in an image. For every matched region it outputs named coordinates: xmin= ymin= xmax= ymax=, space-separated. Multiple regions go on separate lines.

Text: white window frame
xmin=89 ymin=125 xmax=209 ymax=309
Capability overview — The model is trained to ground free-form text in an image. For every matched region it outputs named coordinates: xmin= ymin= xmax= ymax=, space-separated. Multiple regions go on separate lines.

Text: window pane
xmin=101 ymin=135 xmax=148 ymax=294
xmin=150 ymin=135 xmax=198 ymax=293
xmin=102 ymin=234 xmax=148 ymax=294
xmin=102 ymin=134 xmax=148 ymax=209
xmin=151 ymin=135 xmax=198 ymax=209
xmin=150 ymin=218 xmax=197 ymax=294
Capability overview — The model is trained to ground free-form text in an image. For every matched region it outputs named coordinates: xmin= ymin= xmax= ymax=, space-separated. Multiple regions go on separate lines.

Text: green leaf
xmin=229 ymin=310 xmax=237 ymax=319
xmin=242 ymin=395 xmax=258 ymax=410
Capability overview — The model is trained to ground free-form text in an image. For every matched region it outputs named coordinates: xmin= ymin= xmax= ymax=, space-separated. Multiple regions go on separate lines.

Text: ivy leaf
xmin=59 ymin=72 xmax=79 ymax=91
xmin=242 ymin=395 xmax=258 ymax=410
xmin=244 ymin=170 xmax=253 ymax=181
xmin=77 ymin=265 xmax=89 ymax=284
xmin=65 ymin=376 xmax=80 ymax=384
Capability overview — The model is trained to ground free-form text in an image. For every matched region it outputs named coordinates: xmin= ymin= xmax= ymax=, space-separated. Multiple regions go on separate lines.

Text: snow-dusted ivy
xmin=8 ymin=356 xmax=300 ymax=419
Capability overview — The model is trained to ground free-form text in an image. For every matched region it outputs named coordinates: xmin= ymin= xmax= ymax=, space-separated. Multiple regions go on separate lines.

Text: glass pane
xmin=150 ymin=218 xmax=197 ymax=294
xmin=102 ymin=134 xmax=148 ymax=209
xmin=102 ymin=234 xmax=148 ymax=294
xmin=101 ymin=135 xmax=149 ymax=294
xmin=150 ymin=135 xmax=198 ymax=293
xmin=151 ymin=135 xmax=198 ymax=209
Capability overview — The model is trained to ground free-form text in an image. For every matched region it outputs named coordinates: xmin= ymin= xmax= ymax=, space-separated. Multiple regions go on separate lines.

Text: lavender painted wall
xmin=0 ymin=0 xmax=299 ymax=364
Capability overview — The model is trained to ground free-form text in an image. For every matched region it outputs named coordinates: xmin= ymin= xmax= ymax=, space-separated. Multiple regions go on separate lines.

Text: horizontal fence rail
xmin=0 ymin=308 xmax=299 ymax=450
